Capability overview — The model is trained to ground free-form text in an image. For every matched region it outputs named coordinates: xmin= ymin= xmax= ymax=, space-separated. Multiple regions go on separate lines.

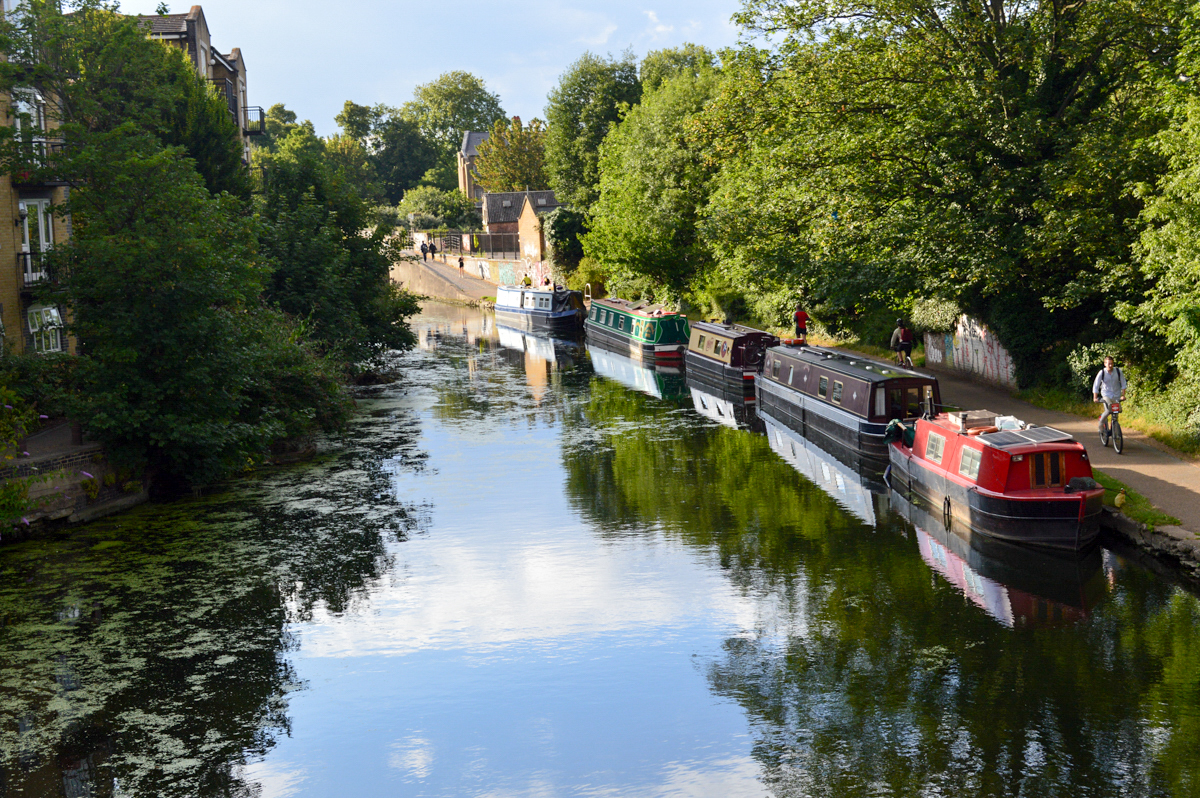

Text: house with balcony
xmin=137 ymin=5 xmax=266 ymax=161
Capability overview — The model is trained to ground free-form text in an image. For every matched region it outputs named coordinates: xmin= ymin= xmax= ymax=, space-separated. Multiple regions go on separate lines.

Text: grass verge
xmin=1092 ymin=469 xmax=1182 ymax=531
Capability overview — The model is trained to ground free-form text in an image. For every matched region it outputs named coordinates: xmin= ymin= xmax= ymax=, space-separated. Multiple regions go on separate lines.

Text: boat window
xmin=1031 ymin=452 xmax=1065 ymax=488
xmin=923 ymin=384 xmax=934 ymax=411
xmin=618 ymin=316 xmax=625 ymax=330
xmin=712 ymin=338 xmax=721 ymax=354
xmin=590 ymin=306 xmax=597 ymax=320
xmin=959 ymin=446 xmax=982 ymax=480
xmin=697 ymin=334 xmax=706 ymax=350
xmin=926 ymin=432 xmax=945 ymax=464
xmin=600 ymin=310 xmax=607 ymax=324
xmin=906 ymin=387 xmax=921 ymax=417
xmin=831 ymin=380 xmax=844 ymax=404
xmin=889 ymin=387 xmax=903 ymax=418
xmin=819 ymin=376 xmax=828 ymax=398
xmin=772 ymin=359 xmax=781 ymax=378
xmin=875 ymin=387 xmax=886 ymax=417
xmin=787 ymin=365 xmax=794 ymax=385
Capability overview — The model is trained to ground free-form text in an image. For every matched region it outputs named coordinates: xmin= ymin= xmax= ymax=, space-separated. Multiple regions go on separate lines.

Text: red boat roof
xmin=924 ymin=412 xmax=1081 ymax=453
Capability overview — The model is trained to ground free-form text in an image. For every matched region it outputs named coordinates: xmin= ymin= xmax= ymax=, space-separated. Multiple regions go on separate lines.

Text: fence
xmin=424 ymin=230 xmax=519 ymax=260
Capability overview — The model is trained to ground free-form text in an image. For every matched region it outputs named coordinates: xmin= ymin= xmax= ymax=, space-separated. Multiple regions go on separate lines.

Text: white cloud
xmin=389 ymin=735 xmax=434 ymax=780
xmin=644 ymin=10 xmax=675 ymax=38
xmin=236 ymin=759 xmax=306 ymax=798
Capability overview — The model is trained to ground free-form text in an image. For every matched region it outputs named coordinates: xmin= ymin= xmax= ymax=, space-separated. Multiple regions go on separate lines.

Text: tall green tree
xmin=544 ymin=51 xmax=642 ymax=210
xmin=584 ymin=67 xmax=719 ymax=297
xmin=696 ymin=0 xmax=1180 ymax=382
xmin=640 ymin=43 xmax=716 ymax=92
xmin=474 ymin=116 xmax=548 ymax=192
xmin=399 ymin=71 xmax=506 ymax=190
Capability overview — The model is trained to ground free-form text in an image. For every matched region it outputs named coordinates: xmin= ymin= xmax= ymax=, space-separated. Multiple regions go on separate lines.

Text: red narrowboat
xmin=888 ymin=410 xmax=1105 ymax=550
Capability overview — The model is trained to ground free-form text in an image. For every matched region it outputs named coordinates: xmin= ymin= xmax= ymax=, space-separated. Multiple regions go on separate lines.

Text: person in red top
xmin=793 ymin=305 xmax=810 ymax=342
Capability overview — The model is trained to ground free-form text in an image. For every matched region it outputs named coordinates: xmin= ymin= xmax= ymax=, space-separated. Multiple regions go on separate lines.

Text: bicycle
xmin=894 ymin=347 xmax=914 ymax=369
xmin=1098 ymin=400 xmax=1124 ymax=454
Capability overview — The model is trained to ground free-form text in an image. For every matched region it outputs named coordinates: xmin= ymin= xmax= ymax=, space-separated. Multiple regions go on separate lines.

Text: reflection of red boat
xmin=888 ymin=410 xmax=1105 ymax=550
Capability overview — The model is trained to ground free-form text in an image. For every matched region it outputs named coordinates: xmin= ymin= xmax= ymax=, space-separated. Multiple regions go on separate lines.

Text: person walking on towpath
xmin=1093 ymin=355 xmax=1128 ymax=434
xmin=428 ymin=241 xmax=438 ymax=261
xmin=793 ymin=304 xmax=809 ymax=342
xmin=420 ymin=241 xmax=428 ymax=262
xmin=458 ymin=255 xmax=465 ymax=274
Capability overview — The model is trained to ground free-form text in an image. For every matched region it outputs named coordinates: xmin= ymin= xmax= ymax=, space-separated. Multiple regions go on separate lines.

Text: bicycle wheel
xmin=1112 ymin=419 xmax=1123 ymax=454
xmin=1099 ymin=421 xmax=1109 ymax=447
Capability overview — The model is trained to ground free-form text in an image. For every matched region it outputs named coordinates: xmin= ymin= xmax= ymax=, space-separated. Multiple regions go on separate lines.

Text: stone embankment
xmin=390 ymin=253 xmax=498 ymax=306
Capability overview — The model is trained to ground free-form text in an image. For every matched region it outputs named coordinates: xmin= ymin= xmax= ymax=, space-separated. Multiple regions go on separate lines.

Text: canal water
xmin=3 ymin=303 xmax=1200 ymax=797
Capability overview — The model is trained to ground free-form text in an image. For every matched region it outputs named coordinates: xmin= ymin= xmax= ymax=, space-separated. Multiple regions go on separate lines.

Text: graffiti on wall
xmin=924 ymin=315 xmax=1016 ymax=387
xmin=497 ymin=260 xmax=554 ymax=286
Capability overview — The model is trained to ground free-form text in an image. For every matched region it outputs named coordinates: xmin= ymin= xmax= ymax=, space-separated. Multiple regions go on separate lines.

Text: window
xmin=772 ymin=359 xmax=781 ymax=378
xmin=590 ymin=306 xmax=597 ymax=320
xmin=502 ymin=199 xmax=512 ymax=208
xmin=926 ymin=433 xmax=945 ymax=464
xmin=537 ymin=197 xmax=547 ymax=206
xmin=875 ymin=387 xmax=886 ymax=417
xmin=1031 ymin=452 xmax=1064 ymax=488
xmin=889 ymin=387 xmax=902 ymax=418
xmin=819 ymin=376 xmax=829 ymax=398
xmin=712 ymin=338 xmax=721 ymax=353
xmin=618 ymin=316 xmax=625 ymax=330
xmin=787 ymin=365 xmax=794 ymax=385
xmin=959 ymin=446 xmax=982 ymax=480
xmin=601 ymin=310 xmax=608 ymax=324
xmin=697 ymin=334 xmax=706 ymax=350
xmin=831 ymin=380 xmax=844 ymax=404
xmin=906 ymin=387 xmax=921 ymax=417
xmin=28 ymin=305 xmax=63 ymax=353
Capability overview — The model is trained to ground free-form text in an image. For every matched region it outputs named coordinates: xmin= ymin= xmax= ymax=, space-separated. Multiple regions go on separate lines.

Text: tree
xmin=584 ymin=68 xmax=720 ymax=296
xmin=262 ymin=102 xmax=299 ymax=149
xmin=474 ymin=116 xmax=548 ymax=192
xmin=372 ymin=111 xmax=440 ymax=201
xmin=401 ymin=71 xmax=506 ymax=151
xmin=335 ymin=100 xmax=376 ymax=141
xmin=695 ymin=0 xmax=1178 ymax=381
xmin=544 ymin=51 xmax=642 ymax=210
xmin=542 ymin=206 xmax=587 ymax=272
xmin=324 ymin=132 xmax=380 ymax=201
xmin=640 ymin=43 xmax=716 ymax=92
xmin=395 ymin=185 xmax=480 ymax=229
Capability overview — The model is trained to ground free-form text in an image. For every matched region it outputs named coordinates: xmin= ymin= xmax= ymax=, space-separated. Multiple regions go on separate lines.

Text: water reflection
xmin=4 ymin=305 xmax=1200 ymax=797
xmin=688 ymin=378 xmax=764 ymax=433
xmin=0 ymin=395 xmax=428 ymax=796
xmin=587 ymin=342 xmax=688 ymax=401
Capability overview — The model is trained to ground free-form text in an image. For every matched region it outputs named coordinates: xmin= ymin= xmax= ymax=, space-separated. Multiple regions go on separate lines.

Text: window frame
xmin=831 ymin=380 xmax=844 ymax=404
xmin=926 ymin=432 xmax=945 ymax=464
xmin=818 ymin=375 xmax=829 ymax=398
xmin=959 ymin=446 xmax=982 ymax=481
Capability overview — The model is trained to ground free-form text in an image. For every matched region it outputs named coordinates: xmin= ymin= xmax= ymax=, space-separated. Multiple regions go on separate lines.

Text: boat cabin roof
xmin=499 ymin=284 xmax=575 ymax=296
xmin=691 ymin=320 xmax=774 ymax=340
xmin=594 ymin=296 xmax=684 ymax=319
xmin=770 ymin=344 xmax=928 ymax=385
xmin=922 ymin=412 xmax=1079 ymax=453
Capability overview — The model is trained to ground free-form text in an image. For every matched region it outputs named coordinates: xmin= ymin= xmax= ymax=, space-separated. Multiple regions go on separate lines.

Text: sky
xmin=117 ymin=0 xmax=747 ymax=137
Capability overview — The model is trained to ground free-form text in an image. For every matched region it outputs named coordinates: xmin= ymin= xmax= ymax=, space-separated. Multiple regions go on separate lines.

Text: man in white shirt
xmin=1092 ymin=356 xmax=1127 ymax=434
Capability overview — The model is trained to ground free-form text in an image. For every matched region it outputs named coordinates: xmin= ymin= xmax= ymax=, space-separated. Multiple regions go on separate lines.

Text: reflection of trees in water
xmin=563 ymin=375 xmax=1200 ymax=796
xmin=0 ymin=392 xmax=428 ymax=796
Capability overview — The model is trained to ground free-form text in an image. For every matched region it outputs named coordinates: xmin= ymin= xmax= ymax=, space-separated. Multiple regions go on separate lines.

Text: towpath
xmin=410 ymin=249 xmax=495 ymax=303
xmin=927 ymin=368 xmax=1200 ymax=535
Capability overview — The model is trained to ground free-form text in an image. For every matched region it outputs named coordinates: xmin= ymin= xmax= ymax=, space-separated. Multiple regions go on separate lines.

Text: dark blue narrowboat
xmin=494 ymin=285 xmax=586 ymax=333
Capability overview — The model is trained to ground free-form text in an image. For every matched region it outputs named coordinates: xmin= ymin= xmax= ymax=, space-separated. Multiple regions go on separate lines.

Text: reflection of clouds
xmin=469 ymin=756 xmax=766 ymax=797
xmin=298 ymin=535 xmax=769 ymax=658
xmin=239 ymin=759 xmax=306 ymax=798
xmin=389 ymin=735 xmax=435 ymax=780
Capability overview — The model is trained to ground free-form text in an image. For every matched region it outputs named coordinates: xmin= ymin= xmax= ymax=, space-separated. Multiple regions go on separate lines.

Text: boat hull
xmin=495 ymin=305 xmax=584 ymax=333
xmin=584 ymin=319 xmax=685 ymax=362
xmin=756 ymin=374 xmax=889 ymax=463
xmin=889 ymin=447 xmax=1103 ymax=551
xmin=684 ymin=350 xmax=756 ymax=396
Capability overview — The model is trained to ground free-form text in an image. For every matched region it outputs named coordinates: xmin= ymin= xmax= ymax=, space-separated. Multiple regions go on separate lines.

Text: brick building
xmin=138 ymin=6 xmax=265 ymax=162
xmin=482 ymin=190 xmax=557 ymax=234
xmin=457 ymin=131 xmax=489 ymax=201
xmin=518 ymin=192 xmax=562 ymax=262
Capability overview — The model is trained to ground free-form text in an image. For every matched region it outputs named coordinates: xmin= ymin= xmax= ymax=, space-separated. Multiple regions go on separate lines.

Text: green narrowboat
xmin=584 ymin=297 xmax=690 ymax=362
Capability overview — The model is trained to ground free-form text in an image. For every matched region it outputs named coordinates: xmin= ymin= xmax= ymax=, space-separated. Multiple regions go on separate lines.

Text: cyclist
xmin=1092 ymin=356 xmax=1127 ymax=436
xmin=890 ymin=319 xmax=914 ymax=366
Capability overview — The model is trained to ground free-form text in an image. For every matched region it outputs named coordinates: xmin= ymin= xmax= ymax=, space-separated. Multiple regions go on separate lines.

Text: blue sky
xmin=117 ymin=0 xmax=746 ymax=136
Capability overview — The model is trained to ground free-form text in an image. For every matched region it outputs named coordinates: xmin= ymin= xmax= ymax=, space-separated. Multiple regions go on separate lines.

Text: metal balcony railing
xmin=11 ymin=139 xmax=68 ymax=186
xmin=17 ymin=251 xmax=48 ymax=288
xmin=243 ymin=106 xmax=266 ymax=136
xmin=211 ymin=77 xmax=237 ymax=117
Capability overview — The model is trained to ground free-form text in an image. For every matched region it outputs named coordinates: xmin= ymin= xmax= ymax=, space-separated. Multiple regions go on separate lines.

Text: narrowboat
xmin=756 ymin=344 xmax=940 ymax=463
xmin=763 ymin=410 xmax=889 ymax=526
xmin=494 ymin=285 xmax=587 ymax=333
xmin=584 ymin=297 xmax=690 ymax=362
xmin=892 ymin=487 xmax=1105 ymax=628
xmin=587 ymin=343 xmax=687 ymax=401
xmin=689 ymin=381 xmax=763 ymax=432
xmin=887 ymin=410 xmax=1106 ymax=550
xmin=685 ymin=321 xmax=779 ymax=396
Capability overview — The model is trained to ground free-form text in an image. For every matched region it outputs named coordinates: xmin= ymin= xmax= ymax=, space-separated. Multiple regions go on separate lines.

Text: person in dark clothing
xmin=420 ymin=241 xmax=428 ymax=261
xmin=428 ymin=241 xmax=438 ymax=260
xmin=890 ymin=319 xmax=914 ymax=364
xmin=458 ymin=255 xmax=465 ymax=273
xmin=793 ymin=305 xmax=810 ymax=341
